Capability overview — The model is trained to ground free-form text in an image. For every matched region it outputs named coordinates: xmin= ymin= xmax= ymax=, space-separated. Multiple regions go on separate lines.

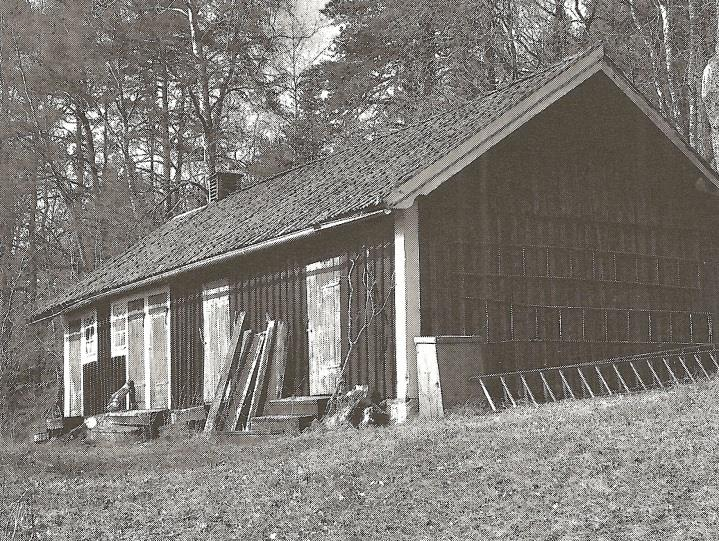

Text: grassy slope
xmin=2 ymin=380 xmax=719 ymax=541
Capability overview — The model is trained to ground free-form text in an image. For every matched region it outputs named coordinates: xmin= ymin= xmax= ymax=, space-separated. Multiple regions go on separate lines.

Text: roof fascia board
xmin=387 ymin=46 xmax=606 ymax=209
xmin=598 ymin=63 xmax=719 ymax=189
xmin=34 ymin=208 xmax=390 ymax=323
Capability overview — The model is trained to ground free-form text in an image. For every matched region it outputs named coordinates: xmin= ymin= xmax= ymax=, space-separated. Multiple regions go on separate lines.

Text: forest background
xmin=1 ymin=0 xmax=717 ymax=435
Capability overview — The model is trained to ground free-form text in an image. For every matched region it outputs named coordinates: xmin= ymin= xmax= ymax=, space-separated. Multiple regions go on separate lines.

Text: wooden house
xmin=33 ymin=45 xmax=719 ymax=421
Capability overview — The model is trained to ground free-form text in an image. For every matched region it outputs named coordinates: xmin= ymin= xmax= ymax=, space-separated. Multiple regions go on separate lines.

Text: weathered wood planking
xmin=264 ymin=321 xmax=289 ymax=401
xmin=148 ymin=293 xmax=170 ymax=409
xmin=171 ymin=406 xmax=207 ymax=424
xmin=306 ymin=259 xmax=342 ymax=395
xmin=418 ymin=75 xmax=719 ymax=396
xmin=217 ymin=329 xmax=254 ymax=430
xmin=203 ymin=312 xmax=247 ymax=433
xmin=127 ymin=298 xmax=146 ymax=409
xmin=224 ymin=330 xmax=256 ymax=430
xmin=228 ymin=332 xmax=265 ymax=431
xmin=202 ymin=280 xmax=232 ymax=403
xmin=247 ymin=321 xmax=277 ymax=423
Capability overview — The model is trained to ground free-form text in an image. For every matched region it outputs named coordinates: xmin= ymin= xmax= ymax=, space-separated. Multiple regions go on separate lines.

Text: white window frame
xmin=80 ymin=310 xmax=98 ymax=365
xmin=111 ymin=300 xmax=129 ymax=357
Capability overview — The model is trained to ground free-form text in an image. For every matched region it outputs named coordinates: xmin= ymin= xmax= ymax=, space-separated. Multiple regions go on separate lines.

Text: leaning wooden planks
xmin=264 ymin=321 xmax=289 ymax=402
xmin=245 ymin=321 xmax=290 ymax=431
xmin=227 ymin=331 xmax=266 ymax=431
xmin=247 ymin=322 xmax=277 ymax=424
xmin=204 ymin=312 xmax=247 ymax=434
xmin=232 ymin=320 xmax=289 ymax=431
xmin=203 ymin=318 xmax=291 ymax=432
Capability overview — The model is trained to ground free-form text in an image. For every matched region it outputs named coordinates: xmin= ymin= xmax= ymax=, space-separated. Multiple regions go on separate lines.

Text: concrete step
xmin=264 ymin=395 xmax=331 ymax=418
xmin=249 ymin=414 xmax=316 ymax=435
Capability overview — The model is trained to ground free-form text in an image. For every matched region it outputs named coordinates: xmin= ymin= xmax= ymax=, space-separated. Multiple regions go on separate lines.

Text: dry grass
xmin=2 ymin=380 xmax=719 ymax=540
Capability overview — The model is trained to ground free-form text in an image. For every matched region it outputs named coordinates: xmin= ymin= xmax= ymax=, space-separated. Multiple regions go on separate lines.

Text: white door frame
xmin=202 ymin=279 xmax=231 ymax=403
xmin=125 ymin=286 xmax=171 ymax=409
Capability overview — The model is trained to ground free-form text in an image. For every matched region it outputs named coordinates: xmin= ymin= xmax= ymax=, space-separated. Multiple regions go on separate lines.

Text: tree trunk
xmin=552 ymin=0 xmax=568 ymax=61
xmin=27 ymin=168 xmax=37 ymax=307
xmin=628 ymin=0 xmax=669 ymax=117
xmin=186 ymin=0 xmax=217 ymax=178
xmin=688 ymin=0 xmax=700 ymax=146
xmin=160 ymin=60 xmax=173 ymax=217
xmin=657 ymin=0 xmax=680 ymax=126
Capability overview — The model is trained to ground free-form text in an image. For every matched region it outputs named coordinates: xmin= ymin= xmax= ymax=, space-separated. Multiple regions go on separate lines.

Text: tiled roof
xmin=36 ymin=45 xmax=604 ymax=319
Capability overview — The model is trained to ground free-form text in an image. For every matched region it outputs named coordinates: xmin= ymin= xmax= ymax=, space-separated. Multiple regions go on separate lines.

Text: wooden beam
xmin=247 ymin=321 xmax=277 ymax=426
xmin=228 ymin=332 xmax=265 ymax=431
xmin=171 ymin=406 xmax=207 ymax=424
xmin=264 ymin=321 xmax=289 ymax=401
xmin=394 ymin=203 xmax=421 ymax=421
xmin=204 ymin=312 xmax=247 ymax=433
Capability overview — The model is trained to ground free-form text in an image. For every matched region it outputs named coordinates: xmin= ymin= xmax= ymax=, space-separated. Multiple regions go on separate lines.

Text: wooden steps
xmin=102 ymin=410 xmax=167 ymax=427
xmin=263 ymin=395 xmax=331 ymax=417
xmin=249 ymin=414 xmax=316 ymax=435
xmin=88 ymin=410 xmax=169 ymax=443
xmin=88 ymin=424 xmax=147 ymax=444
xmin=250 ymin=396 xmax=330 ymax=435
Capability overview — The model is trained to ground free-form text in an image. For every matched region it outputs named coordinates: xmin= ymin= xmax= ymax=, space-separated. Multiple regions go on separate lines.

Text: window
xmin=81 ymin=312 xmax=97 ymax=364
xmin=111 ymin=301 xmax=128 ymax=356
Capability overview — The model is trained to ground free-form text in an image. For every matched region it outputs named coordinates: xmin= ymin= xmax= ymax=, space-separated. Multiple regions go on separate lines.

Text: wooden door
xmin=307 ymin=258 xmax=342 ymax=395
xmin=202 ymin=281 xmax=231 ymax=403
xmin=65 ymin=319 xmax=82 ymax=417
xmin=147 ymin=292 xmax=169 ymax=409
xmin=127 ymin=298 xmax=146 ymax=409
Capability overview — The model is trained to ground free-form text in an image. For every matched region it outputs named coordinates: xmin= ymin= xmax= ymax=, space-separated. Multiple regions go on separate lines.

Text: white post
xmin=62 ymin=316 xmax=71 ymax=418
xmin=393 ymin=202 xmax=421 ymax=421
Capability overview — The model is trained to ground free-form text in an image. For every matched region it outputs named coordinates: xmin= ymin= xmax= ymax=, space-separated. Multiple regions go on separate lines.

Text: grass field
xmin=2 ymin=380 xmax=719 ymax=540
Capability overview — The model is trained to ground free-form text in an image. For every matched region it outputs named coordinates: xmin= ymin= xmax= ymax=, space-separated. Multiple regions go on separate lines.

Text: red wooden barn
xmin=34 ymin=45 xmax=719 ymax=420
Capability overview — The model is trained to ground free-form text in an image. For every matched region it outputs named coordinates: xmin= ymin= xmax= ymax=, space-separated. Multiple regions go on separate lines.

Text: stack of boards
xmin=204 ymin=313 xmax=289 ymax=434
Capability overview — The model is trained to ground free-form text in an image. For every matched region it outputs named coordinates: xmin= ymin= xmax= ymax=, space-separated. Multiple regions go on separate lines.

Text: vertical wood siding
xmin=169 ymin=216 xmax=396 ymax=403
xmin=82 ymin=302 xmax=125 ymax=416
xmin=419 ymin=75 xmax=719 ymax=382
xmin=170 ymin=281 xmax=204 ymax=408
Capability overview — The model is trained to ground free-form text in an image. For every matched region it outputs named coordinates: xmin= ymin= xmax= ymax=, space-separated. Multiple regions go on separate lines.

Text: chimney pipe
xmin=208 ymin=172 xmax=243 ymax=203
xmin=702 ymin=12 xmax=719 ymax=164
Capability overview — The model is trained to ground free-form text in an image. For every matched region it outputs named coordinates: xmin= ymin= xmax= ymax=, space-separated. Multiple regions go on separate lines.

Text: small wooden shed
xmin=34 ymin=44 xmax=719 ymax=420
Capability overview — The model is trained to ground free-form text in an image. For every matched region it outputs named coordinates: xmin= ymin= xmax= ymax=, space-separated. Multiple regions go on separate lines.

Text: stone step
xmin=249 ymin=414 xmax=316 ymax=435
xmin=88 ymin=424 xmax=148 ymax=444
xmin=264 ymin=395 xmax=331 ymax=418
xmin=102 ymin=410 xmax=168 ymax=427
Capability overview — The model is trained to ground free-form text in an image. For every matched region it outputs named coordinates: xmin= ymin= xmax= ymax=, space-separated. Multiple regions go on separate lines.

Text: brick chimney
xmin=208 ymin=172 xmax=243 ymax=203
xmin=703 ymin=20 xmax=719 ymax=163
